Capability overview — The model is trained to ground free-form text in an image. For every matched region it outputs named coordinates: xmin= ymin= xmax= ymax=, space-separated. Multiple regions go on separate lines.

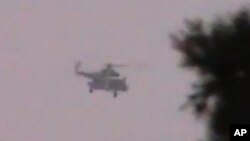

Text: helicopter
xmin=74 ymin=61 xmax=129 ymax=98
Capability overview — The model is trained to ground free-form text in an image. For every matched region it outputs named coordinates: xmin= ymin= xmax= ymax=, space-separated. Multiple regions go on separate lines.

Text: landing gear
xmin=89 ymin=88 xmax=93 ymax=93
xmin=113 ymin=91 xmax=118 ymax=98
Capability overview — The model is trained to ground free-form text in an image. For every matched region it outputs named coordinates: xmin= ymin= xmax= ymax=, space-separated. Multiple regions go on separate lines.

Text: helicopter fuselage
xmin=88 ymin=77 xmax=129 ymax=97
xmin=88 ymin=78 xmax=128 ymax=91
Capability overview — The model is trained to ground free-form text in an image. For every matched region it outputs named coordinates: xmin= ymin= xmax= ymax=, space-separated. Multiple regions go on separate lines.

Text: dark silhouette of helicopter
xmin=75 ymin=62 xmax=129 ymax=98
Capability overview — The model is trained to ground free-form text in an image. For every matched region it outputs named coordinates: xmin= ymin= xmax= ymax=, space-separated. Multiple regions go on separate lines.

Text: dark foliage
xmin=171 ymin=8 xmax=250 ymax=141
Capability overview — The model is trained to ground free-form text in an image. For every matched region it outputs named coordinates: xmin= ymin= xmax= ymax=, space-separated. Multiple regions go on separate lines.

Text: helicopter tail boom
xmin=74 ymin=62 xmax=97 ymax=79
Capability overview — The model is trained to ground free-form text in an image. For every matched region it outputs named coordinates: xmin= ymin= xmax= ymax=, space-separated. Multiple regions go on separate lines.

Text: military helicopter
xmin=74 ymin=61 xmax=129 ymax=98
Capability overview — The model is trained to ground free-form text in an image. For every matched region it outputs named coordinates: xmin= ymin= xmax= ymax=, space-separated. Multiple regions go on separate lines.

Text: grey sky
xmin=0 ymin=0 xmax=249 ymax=141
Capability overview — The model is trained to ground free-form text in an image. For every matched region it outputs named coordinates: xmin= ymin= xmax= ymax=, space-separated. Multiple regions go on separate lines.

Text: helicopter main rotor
xmin=105 ymin=63 xmax=128 ymax=68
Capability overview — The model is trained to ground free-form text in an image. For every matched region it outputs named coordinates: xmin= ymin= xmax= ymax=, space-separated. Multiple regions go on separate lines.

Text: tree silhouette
xmin=170 ymin=8 xmax=250 ymax=141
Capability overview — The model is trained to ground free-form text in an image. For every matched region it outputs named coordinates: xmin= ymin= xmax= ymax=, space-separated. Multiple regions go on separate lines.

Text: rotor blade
xmin=124 ymin=63 xmax=148 ymax=70
xmin=105 ymin=63 xmax=128 ymax=68
xmin=112 ymin=64 xmax=128 ymax=67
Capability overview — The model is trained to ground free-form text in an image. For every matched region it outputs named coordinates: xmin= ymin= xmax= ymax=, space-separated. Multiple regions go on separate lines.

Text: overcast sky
xmin=0 ymin=0 xmax=249 ymax=141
